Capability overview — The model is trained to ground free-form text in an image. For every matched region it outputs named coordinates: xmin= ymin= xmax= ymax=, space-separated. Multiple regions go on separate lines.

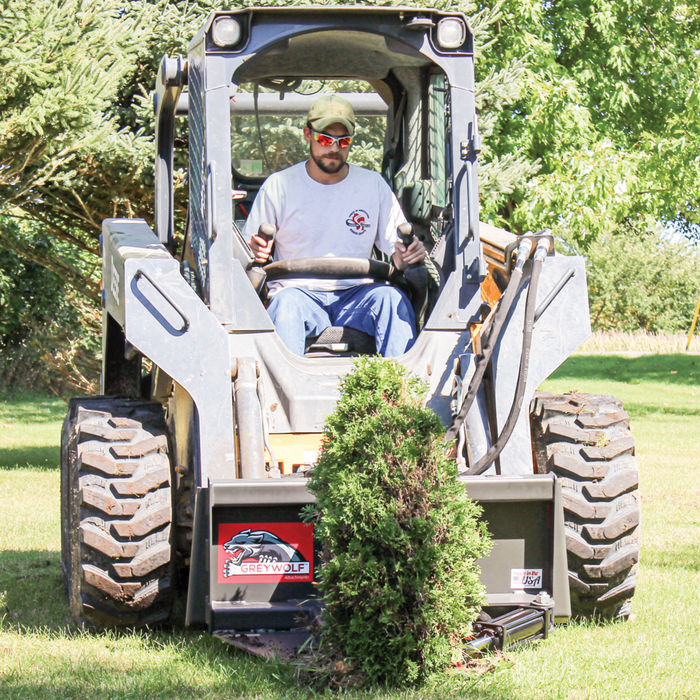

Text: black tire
xmin=60 ymin=397 xmax=174 ymax=628
xmin=530 ymin=392 xmax=640 ymax=619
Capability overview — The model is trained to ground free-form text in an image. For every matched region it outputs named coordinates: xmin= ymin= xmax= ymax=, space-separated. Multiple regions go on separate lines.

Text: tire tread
xmin=531 ymin=392 xmax=640 ymax=618
xmin=61 ymin=397 xmax=174 ymax=629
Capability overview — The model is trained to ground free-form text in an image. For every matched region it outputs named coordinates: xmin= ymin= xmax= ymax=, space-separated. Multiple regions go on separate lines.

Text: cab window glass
xmin=231 ymin=81 xmax=387 ymax=179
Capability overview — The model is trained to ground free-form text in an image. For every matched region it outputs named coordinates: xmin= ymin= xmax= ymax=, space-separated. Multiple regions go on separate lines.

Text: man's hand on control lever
xmin=393 ymin=223 xmax=426 ymax=271
xmin=249 ymin=223 xmax=276 ymax=264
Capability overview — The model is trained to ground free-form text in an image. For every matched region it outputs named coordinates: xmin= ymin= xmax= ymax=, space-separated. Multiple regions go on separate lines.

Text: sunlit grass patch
xmin=0 ymin=469 xmax=60 ymax=550
xmin=0 ymin=628 xmax=284 ymax=699
xmin=0 ymin=394 xmax=65 ymax=470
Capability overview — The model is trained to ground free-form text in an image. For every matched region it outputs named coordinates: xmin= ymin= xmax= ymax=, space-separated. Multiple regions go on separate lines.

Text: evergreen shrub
xmin=305 ymin=358 xmax=491 ymax=687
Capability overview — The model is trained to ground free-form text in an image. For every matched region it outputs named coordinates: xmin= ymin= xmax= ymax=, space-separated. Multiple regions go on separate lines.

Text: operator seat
xmin=304 ymin=325 xmax=376 ymax=357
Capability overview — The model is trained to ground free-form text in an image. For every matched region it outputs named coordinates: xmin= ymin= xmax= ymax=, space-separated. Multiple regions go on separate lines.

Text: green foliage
xmin=479 ymin=0 xmax=700 ymax=242
xmin=13 ymin=0 xmax=212 ymax=246
xmin=0 ymin=0 xmax=208 ymax=389
xmin=0 ymin=217 xmax=100 ymax=394
xmin=571 ymin=226 xmax=700 ymax=333
xmin=305 ymin=358 xmax=490 ymax=687
xmin=0 ymin=0 xmax=153 ymax=216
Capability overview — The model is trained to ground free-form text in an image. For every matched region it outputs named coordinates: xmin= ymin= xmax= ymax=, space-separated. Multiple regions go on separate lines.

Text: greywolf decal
xmin=222 ymin=528 xmax=309 ymax=577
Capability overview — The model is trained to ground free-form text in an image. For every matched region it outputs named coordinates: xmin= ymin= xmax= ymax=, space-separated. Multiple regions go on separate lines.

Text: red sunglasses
xmin=309 ymin=128 xmax=354 ymax=148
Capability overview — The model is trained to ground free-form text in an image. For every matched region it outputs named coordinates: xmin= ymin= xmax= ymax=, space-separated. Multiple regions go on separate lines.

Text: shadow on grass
xmin=0 ymin=445 xmax=60 ymax=470
xmin=0 ymin=550 xmax=72 ymax=630
xmin=643 ymin=543 xmax=700 ymax=573
xmin=619 ymin=403 xmax=700 ymax=419
xmin=553 ymin=354 xmax=700 ymax=387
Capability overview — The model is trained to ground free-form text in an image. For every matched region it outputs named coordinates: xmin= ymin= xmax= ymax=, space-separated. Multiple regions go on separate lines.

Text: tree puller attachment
xmin=61 ymin=6 xmax=641 ymax=660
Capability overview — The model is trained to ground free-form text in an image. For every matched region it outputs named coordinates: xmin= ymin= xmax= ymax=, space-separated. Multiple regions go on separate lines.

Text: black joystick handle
xmin=396 ymin=221 xmax=429 ymax=323
xmin=253 ymin=223 xmax=276 ymax=266
xmin=397 ymin=222 xmax=421 ymax=268
xmin=398 ymin=222 xmax=414 ymax=247
xmin=258 ymin=223 xmax=275 ymax=242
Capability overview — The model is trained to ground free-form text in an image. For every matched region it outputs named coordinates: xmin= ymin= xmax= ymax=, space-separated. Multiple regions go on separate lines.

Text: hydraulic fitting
xmin=514 ymin=237 xmax=534 ymax=271
xmin=533 ymin=236 xmax=552 ymax=264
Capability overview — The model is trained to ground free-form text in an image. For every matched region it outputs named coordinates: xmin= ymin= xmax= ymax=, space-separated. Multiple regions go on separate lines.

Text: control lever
xmin=247 ymin=223 xmax=276 ymax=293
xmin=252 ymin=223 xmax=276 ymax=265
xmin=396 ymin=222 xmax=429 ymax=326
xmin=397 ymin=222 xmax=421 ymax=267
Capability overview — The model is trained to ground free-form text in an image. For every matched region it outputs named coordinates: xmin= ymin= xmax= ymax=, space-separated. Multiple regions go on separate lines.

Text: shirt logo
xmin=346 ymin=209 xmax=370 ymax=235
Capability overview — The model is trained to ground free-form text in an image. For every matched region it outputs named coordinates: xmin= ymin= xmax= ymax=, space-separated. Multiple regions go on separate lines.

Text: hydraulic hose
xmin=464 ymin=237 xmax=549 ymax=475
xmin=444 ymin=238 xmax=534 ymax=444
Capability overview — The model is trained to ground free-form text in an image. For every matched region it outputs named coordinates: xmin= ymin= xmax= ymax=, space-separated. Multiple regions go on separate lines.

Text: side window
xmin=428 ymin=72 xmax=448 ymax=210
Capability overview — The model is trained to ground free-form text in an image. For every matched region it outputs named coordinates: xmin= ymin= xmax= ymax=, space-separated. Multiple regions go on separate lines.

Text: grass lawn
xmin=0 ymin=355 xmax=698 ymax=699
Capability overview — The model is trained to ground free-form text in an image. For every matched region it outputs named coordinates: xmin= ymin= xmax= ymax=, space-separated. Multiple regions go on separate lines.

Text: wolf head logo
xmin=222 ymin=528 xmax=307 ymax=577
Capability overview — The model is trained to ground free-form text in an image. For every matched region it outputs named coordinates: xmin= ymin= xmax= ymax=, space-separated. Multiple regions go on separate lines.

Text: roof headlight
xmin=212 ymin=17 xmax=241 ymax=48
xmin=436 ymin=17 xmax=466 ymax=49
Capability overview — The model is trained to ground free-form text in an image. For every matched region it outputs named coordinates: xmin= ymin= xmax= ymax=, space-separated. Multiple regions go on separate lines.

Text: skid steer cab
xmin=61 ymin=7 xmax=640 ymax=656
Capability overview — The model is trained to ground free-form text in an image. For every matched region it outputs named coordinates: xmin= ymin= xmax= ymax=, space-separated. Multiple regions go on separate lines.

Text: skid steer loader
xmin=61 ymin=6 xmax=640 ymax=657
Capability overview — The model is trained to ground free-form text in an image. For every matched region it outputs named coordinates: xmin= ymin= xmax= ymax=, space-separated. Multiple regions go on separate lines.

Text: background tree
xmin=0 ymin=218 xmax=100 ymax=394
xmin=578 ymin=226 xmax=700 ymax=333
xmin=478 ymin=0 xmax=700 ymax=243
xmin=0 ymin=0 xmax=156 ymax=391
xmin=0 ymin=0 xmax=159 ymax=289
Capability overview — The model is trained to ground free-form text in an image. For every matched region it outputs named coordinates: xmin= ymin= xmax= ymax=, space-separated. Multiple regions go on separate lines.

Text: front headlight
xmin=212 ymin=17 xmax=242 ymax=48
xmin=436 ymin=17 xmax=466 ymax=49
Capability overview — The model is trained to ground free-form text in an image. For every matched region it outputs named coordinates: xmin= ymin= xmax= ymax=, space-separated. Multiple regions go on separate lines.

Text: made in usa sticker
xmin=511 ymin=568 xmax=543 ymax=589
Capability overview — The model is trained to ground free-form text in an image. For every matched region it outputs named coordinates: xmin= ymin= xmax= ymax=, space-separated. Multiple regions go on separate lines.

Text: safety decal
xmin=510 ymin=568 xmax=543 ymax=590
xmin=217 ymin=522 xmax=314 ymax=584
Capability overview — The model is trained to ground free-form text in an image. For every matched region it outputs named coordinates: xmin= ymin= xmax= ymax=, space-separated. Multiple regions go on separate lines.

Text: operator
xmin=244 ymin=94 xmax=426 ymax=357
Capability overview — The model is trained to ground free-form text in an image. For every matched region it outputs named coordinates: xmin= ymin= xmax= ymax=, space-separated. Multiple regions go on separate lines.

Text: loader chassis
xmin=61 ymin=6 xmax=640 ymax=647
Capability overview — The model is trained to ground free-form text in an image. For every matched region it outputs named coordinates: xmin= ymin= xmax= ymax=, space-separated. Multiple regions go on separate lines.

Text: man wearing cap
xmin=245 ymin=94 xmax=426 ymax=357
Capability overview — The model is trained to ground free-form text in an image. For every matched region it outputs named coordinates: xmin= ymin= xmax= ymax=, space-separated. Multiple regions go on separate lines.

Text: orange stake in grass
xmin=686 ymin=291 xmax=700 ymax=351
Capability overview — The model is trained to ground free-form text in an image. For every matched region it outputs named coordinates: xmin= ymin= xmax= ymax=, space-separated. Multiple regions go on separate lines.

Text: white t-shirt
xmin=244 ymin=161 xmax=406 ymax=293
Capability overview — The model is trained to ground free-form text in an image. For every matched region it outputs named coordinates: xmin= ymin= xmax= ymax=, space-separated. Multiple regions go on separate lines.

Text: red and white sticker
xmin=511 ymin=568 xmax=543 ymax=589
xmin=217 ymin=522 xmax=314 ymax=585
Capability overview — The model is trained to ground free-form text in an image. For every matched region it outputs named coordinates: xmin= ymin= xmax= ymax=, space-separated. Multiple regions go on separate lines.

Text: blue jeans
xmin=267 ymin=284 xmax=416 ymax=357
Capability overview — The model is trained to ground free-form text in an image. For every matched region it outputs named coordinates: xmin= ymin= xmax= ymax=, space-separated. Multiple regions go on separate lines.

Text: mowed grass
xmin=0 ymin=356 xmax=698 ymax=699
